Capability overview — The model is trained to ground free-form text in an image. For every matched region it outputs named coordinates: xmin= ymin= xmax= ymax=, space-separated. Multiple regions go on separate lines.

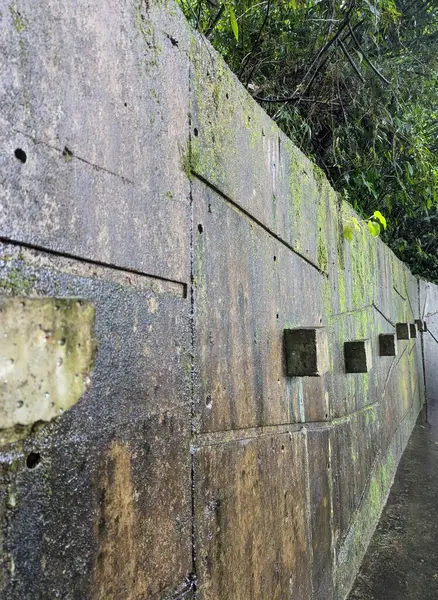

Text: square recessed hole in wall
xmin=415 ymin=319 xmax=428 ymax=333
xmin=344 ymin=340 xmax=372 ymax=373
xmin=396 ymin=323 xmax=410 ymax=340
xmin=284 ymin=327 xmax=329 ymax=377
xmin=379 ymin=333 xmax=398 ymax=357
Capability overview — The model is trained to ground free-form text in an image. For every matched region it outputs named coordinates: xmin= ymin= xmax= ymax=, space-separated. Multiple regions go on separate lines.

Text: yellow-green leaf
xmin=230 ymin=5 xmax=239 ymax=41
xmin=368 ymin=221 xmax=381 ymax=237
xmin=344 ymin=224 xmax=354 ymax=242
xmin=373 ymin=210 xmax=387 ymax=230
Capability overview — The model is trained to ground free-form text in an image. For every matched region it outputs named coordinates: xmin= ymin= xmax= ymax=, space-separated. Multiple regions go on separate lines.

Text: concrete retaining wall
xmin=0 ymin=1 xmax=436 ymax=598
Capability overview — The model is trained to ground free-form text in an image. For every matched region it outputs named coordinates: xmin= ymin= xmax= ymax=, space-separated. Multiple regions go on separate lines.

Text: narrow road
xmin=349 ymin=398 xmax=438 ymax=599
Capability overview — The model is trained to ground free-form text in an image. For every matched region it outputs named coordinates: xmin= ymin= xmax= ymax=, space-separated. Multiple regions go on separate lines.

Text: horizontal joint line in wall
xmin=393 ymin=285 xmax=407 ymax=301
xmin=327 ymin=303 xmax=394 ymax=327
xmin=372 ymin=303 xmax=395 ymax=327
xmin=191 ymin=171 xmax=328 ymax=278
xmin=192 ymin=349 xmax=414 ymax=449
xmin=427 ymin=329 xmax=438 ymax=346
xmin=0 ymin=236 xmax=188 ymax=298
xmin=191 ymin=403 xmax=384 ymax=448
xmin=328 ymin=304 xmax=373 ymax=319
xmin=191 ymin=423 xmax=306 ymax=448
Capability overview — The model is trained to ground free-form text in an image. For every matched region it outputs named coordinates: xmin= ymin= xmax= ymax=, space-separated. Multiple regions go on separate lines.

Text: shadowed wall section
xmin=0 ymin=1 xmax=436 ymax=598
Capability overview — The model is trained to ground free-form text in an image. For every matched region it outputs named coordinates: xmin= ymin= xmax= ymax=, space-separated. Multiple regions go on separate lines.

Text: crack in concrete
xmin=13 ymin=127 xmax=136 ymax=185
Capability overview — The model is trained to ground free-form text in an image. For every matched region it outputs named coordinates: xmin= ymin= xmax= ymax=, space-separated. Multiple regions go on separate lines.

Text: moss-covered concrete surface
xmin=0 ymin=0 xmax=436 ymax=598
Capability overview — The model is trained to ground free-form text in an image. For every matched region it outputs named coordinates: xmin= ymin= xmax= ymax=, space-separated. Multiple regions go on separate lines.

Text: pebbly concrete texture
xmin=0 ymin=1 xmax=436 ymax=599
xmin=193 ymin=430 xmax=313 ymax=600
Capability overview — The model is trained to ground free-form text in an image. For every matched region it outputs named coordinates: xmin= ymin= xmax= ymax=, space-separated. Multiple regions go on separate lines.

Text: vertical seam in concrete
xmin=188 ymin=54 xmax=199 ymax=597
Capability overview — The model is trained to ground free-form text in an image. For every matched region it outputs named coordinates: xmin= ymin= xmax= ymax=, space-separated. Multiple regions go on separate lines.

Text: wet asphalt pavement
xmin=348 ymin=398 xmax=438 ymax=600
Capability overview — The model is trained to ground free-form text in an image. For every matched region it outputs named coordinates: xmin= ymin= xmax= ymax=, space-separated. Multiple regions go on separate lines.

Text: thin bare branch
xmin=348 ymin=22 xmax=391 ymax=85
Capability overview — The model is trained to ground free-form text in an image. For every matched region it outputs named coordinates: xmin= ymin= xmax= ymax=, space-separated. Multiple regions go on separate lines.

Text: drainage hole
xmin=14 ymin=148 xmax=27 ymax=163
xmin=26 ymin=452 xmax=41 ymax=470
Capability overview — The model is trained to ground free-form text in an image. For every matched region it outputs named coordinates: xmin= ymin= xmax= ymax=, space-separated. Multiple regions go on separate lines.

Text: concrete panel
xmin=326 ymin=307 xmax=379 ymax=418
xmin=0 ymin=0 xmax=191 ymax=282
xmin=0 ymin=417 xmax=191 ymax=600
xmin=190 ymin=34 xmax=333 ymax=272
xmin=328 ymin=204 xmax=418 ymax=328
xmin=338 ymin=203 xmax=379 ymax=314
xmin=0 ymin=241 xmax=192 ymax=598
xmin=374 ymin=241 xmax=417 ymax=324
xmin=193 ymin=430 xmax=312 ymax=600
xmin=192 ymin=179 xmax=327 ymax=432
xmin=331 ymin=407 xmax=381 ymax=550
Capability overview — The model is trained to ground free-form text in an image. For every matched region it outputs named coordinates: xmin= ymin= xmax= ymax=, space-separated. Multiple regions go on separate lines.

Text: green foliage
xmin=177 ymin=0 xmax=438 ymax=282
xmin=373 ymin=211 xmax=387 ymax=230
xmin=368 ymin=221 xmax=381 ymax=237
xmin=344 ymin=213 xmax=385 ymax=241
xmin=229 ymin=4 xmax=238 ymax=41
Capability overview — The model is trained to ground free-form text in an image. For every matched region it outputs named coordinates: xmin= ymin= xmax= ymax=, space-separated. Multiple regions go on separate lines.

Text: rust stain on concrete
xmin=92 ymin=441 xmax=147 ymax=599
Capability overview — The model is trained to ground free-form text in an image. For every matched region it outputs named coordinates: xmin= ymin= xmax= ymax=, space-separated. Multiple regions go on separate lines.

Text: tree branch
xmin=205 ymin=3 xmax=225 ymax=38
xmin=338 ymin=39 xmax=365 ymax=82
xmin=239 ymin=0 xmax=271 ymax=81
xmin=348 ymin=22 xmax=391 ymax=85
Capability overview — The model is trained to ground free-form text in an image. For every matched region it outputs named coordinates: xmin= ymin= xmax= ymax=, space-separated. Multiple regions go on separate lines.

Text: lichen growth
xmin=179 ymin=142 xmax=193 ymax=179
xmin=9 ymin=4 xmax=25 ymax=33
xmin=190 ymin=40 xmax=236 ymax=187
xmin=338 ymin=267 xmax=346 ymax=313
xmin=288 ymin=148 xmax=302 ymax=221
xmin=317 ymin=193 xmax=329 ymax=273
xmin=0 ymin=265 xmax=36 ymax=295
xmin=133 ymin=0 xmax=162 ymax=72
